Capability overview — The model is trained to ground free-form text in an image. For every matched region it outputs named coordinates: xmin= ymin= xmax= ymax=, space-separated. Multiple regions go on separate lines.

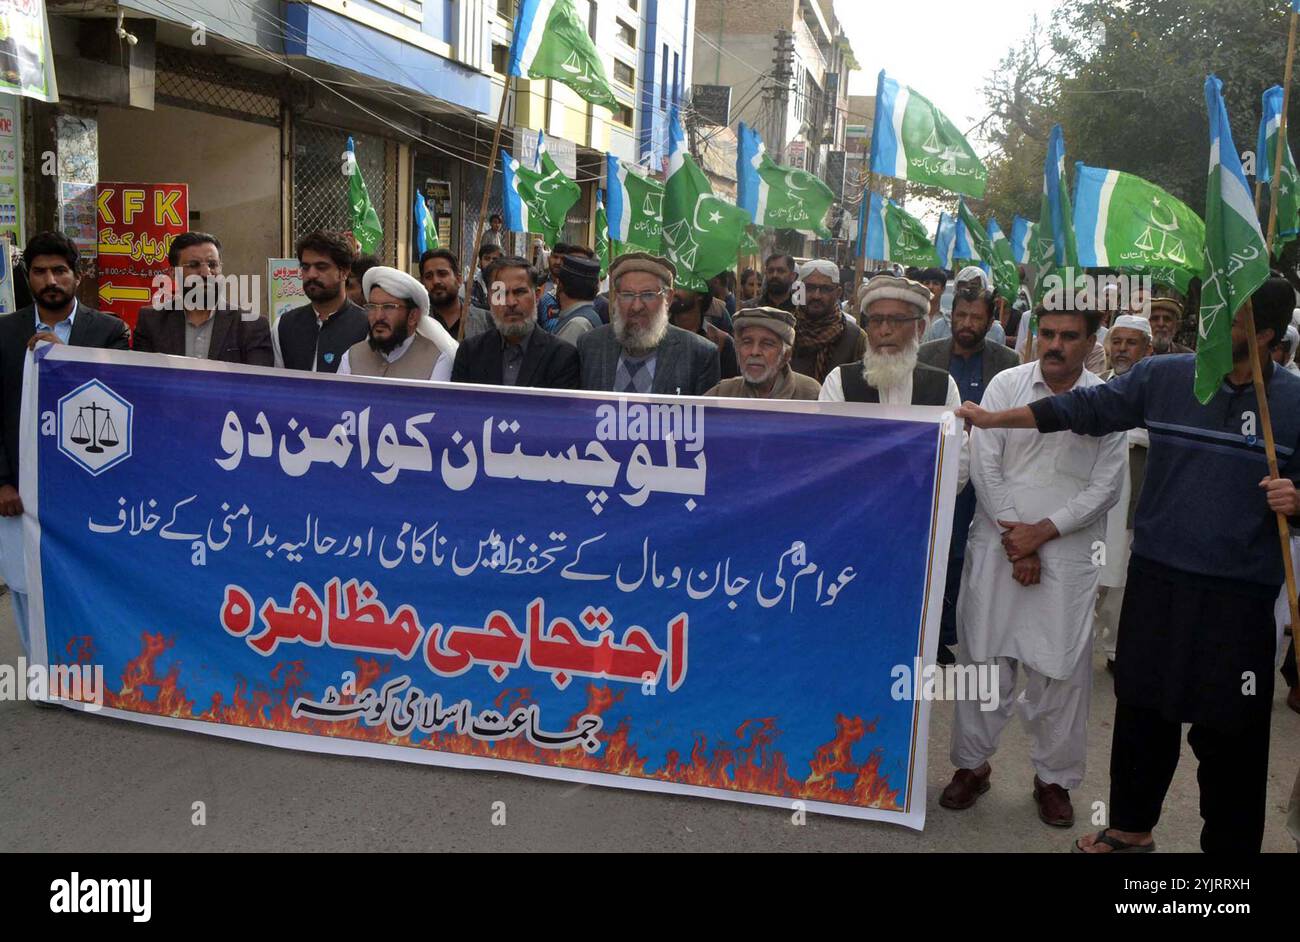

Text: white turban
xmin=954 ymin=265 xmax=989 ymax=290
xmin=362 ymin=266 xmax=429 ymax=319
xmin=797 ymin=259 xmax=840 ymax=282
xmin=1111 ymin=314 xmax=1153 ymax=338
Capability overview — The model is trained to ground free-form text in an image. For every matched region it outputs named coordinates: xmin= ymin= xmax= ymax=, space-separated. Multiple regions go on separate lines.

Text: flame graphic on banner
xmin=70 ymin=632 xmax=902 ymax=810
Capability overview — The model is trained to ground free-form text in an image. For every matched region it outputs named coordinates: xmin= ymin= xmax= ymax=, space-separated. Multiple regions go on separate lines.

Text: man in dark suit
xmin=133 ymin=231 xmax=273 ymax=366
xmin=577 ymin=253 xmax=719 ymax=395
xmin=451 ymin=256 xmax=579 ymax=389
xmin=0 ymin=231 xmax=129 ymax=655
xmin=918 ymin=279 xmax=1019 ymax=664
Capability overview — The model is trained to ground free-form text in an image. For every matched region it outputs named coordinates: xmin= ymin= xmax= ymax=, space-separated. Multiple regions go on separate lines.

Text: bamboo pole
xmin=466 ymin=74 xmax=514 ymax=342
xmin=853 ymin=172 xmax=872 ymax=308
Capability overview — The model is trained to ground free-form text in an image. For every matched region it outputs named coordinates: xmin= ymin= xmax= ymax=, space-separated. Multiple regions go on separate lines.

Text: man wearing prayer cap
xmin=705 ymin=307 xmax=820 ymax=399
xmin=577 ymin=252 xmax=719 ymax=395
xmin=820 ymin=273 xmax=961 ymax=409
xmin=552 ymin=254 xmax=604 ymax=345
xmin=1095 ymin=313 xmax=1153 ymax=673
xmin=924 ymin=266 xmax=1006 ymax=346
xmin=1147 ymin=297 xmax=1193 ymax=354
xmin=337 ymin=265 xmax=457 ymax=381
xmin=791 ymin=258 xmax=866 ymax=383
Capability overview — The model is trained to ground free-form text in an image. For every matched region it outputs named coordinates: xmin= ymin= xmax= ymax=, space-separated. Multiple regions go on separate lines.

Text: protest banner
xmin=95 ymin=183 xmax=188 ymax=329
xmin=23 ymin=347 xmax=959 ymax=828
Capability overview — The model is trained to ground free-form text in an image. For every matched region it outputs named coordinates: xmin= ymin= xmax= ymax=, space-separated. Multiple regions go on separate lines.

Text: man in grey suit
xmin=577 ymin=252 xmax=719 ymax=395
xmin=918 ymin=279 xmax=1020 ymax=665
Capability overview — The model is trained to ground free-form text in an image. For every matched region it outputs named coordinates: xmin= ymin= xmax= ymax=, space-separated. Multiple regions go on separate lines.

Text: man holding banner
xmin=957 ymin=278 xmax=1300 ymax=853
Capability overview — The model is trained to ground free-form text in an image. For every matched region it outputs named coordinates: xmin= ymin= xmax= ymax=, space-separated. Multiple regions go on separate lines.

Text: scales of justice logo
xmin=57 ymin=379 xmax=133 ymax=476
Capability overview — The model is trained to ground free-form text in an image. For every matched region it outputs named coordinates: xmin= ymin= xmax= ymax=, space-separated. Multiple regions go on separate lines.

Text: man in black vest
xmin=819 ymin=273 xmax=962 ymax=408
xmin=272 ymin=230 xmax=369 ymax=372
xmin=0 ymin=231 xmax=130 ymax=656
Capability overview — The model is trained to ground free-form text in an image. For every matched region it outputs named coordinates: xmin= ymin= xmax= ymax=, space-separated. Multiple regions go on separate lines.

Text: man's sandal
xmin=1071 ymin=829 xmax=1156 ymax=854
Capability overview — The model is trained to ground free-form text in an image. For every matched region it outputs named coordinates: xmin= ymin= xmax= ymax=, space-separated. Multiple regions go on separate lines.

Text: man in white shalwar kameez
xmin=941 ymin=305 xmax=1126 ymax=827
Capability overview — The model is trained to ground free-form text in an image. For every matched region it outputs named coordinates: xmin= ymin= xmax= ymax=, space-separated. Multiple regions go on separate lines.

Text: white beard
xmin=612 ymin=304 xmax=669 ymax=355
xmin=862 ymin=335 xmax=919 ymax=392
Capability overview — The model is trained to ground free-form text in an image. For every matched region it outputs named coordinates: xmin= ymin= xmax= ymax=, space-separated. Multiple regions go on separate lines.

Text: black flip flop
xmin=1071 ymin=829 xmax=1156 ymax=854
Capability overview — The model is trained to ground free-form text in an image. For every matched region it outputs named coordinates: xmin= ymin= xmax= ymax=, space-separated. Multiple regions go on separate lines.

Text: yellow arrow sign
xmin=99 ymin=282 xmax=152 ymax=304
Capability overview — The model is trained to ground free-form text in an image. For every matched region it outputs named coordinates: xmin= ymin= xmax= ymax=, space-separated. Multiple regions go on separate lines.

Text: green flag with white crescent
xmin=1259 ymin=85 xmax=1300 ymax=254
xmin=1198 ymin=76 xmax=1270 ymax=404
xmin=737 ymin=122 xmax=835 ymax=236
xmin=864 ymin=192 xmax=939 ymax=266
xmin=957 ymin=200 xmax=1017 ymax=304
xmin=504 ymin=133 xmax=581 ymax=247
xmin=346 ymin=137 xmax=383 ymax=255
xmin=663 ymin=109 xmax=748 ymax=291
xmin=869 ymin=70 xmax=987 ymax=198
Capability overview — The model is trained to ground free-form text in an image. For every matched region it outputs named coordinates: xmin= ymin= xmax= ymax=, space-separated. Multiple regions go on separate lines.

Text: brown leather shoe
xmin=939 ymin=763 xmax=991 ymax=810
xmin=1033 ymin=776 xmax=1074 ymax=827
xmin=1287 ymin=686 xmax=1300 ymax=715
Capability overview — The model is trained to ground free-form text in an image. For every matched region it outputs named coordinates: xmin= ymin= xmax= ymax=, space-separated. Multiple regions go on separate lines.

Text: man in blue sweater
xmin=957 ymin=276 xmax=1300 ymax=853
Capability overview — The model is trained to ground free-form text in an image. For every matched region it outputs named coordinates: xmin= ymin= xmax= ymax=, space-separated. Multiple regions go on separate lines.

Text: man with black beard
xmin=918 ymin=279 xmax=1020 ymax=663
xmin=740 ymin=253 xmax=798 ymax=313
xmin=452 ymin=256 xmax=579 ymax=388
xmin=337 ymin=266 xmax=457 ymax=381
xmin=273 ymin=230 xmax=369 ymax=373
xmin=0 ymin=231 xmax=129 ymax=656
xmin=791 ymin=260 xmax=866 ymax=382
xmin=419 ymin=248 xmax=489 ymax=341
xmin=669 ymin=287 xmax=739 ymax=379
xmin=577 ymin=252 xmax=719 ymax=394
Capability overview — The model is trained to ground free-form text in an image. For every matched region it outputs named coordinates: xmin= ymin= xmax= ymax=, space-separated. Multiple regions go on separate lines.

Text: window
xmin=491 ymin=44 xmax=509 ymax=75
xmin=615 ymin=17 xmax=635 ymax=46
xmin=614 ymin=59 xmax=635 ymax=88
xmin=627 ymin=0 xmax=637 ymax=10
xmin=611 ymin=102 xmax=634 ymax=127
xmin=672 ymin=50 xmax=679 ymax=108
xmin=496 ymin=0 xmax=515 ymax=18
xmin=660 ymin=44 xmax=668 ymax=109
xmin=587 ymin=0 xmax=597 ymax=41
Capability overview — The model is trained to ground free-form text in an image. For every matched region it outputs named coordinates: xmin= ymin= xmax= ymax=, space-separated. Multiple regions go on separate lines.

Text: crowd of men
xmin=2 ymin=225 xmax=1298 ymax=852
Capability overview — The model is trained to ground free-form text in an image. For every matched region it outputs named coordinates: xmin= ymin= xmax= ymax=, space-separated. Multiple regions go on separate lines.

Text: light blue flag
xmin=934 ymin=212 xmax=956 ymax=268
xmin=1010 ymin=215 xmax=1034 ymax=264
xmin=1257 ymin=85 xmax=1284 ymax=184
xmin=413 ymin=191 xmax=438 ymax=253
xmin=1044 ymin=124 xmax=1078 ymax=267
xmin=500 ymin=149 xmax=531 ymax=234
xmin=954 ymin=209 xmax=975 ymax=262
xmin=737 ymin=122 xmax=763 ymax=218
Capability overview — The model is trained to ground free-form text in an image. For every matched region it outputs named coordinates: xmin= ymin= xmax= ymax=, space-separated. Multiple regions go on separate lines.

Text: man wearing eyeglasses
xmin=819 ymin=273 xmax=961 ymax=409
xmin=577 ymin=253 xmax=719 ymax=395
xmin=791 ymin=260 xmax=866 ymax=383
xmin=134 ymin=231 xmax=273 ymax=365
xmin=337 ymin=266 xmax=457 ymax=381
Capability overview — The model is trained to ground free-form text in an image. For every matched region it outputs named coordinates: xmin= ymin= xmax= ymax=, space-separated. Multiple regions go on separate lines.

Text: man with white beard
xmin=819 ymin=273 xmax=963 ymax=409
xmin=704 ymin=307 xmax=821 ymax=399
xmin=941 ymin=304 xmax=1125 ymax=828
xmin=577 ymin=252 xmax=720 ymax=395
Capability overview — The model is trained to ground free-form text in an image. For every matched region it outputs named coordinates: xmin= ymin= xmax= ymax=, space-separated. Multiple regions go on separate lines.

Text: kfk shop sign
xmin=95 ymin=183 xmax=188 ymax=329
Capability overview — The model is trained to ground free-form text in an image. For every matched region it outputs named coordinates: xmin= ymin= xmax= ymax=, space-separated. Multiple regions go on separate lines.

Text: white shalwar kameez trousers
xmin=951 ymin=361 xmax=1126 ymax=788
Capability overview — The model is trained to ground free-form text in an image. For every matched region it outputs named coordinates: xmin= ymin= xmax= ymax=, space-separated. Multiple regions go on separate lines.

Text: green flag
xmin=737 ymin=123 xmax=835 ymax=236
xmin=606 ymin=154 xmax=664 ymax=253
xmin=595 ymin=193 xmax=609 ymax=279
xmin=508 ymin=0 xmax=619 ymax=110
xmin=663 ymin=111 xmax=748 ymax=291
xmin=1035 ymin=125 xmax=1078 ymax=301
xmin=503 ymin=136 xmax=581 ymax=247
xmin=864 ymin=192 xmax=939 ymax=266
xmin=346 ymin=137 xmax=382 ymax=255
xmin=1073 ymin=164 xmax=1205 ymax=290
xmin=1259 ymin=85 xmax=1300 ymax=254
xmin=957 ymin=200 xmax=1017 ymax=304
xmin=869 ymin=70 xmax=987 ymax=198
xmin=1198 ymin=76 xmax=1270 ymax=404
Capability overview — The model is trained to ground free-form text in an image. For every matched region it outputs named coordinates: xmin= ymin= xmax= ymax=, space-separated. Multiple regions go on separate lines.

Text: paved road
xmin=1 ymin=599 xmax=1296 ymax=852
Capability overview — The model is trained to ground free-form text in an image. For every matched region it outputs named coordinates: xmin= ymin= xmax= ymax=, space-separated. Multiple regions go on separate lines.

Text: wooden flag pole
xmin=853 ymin=172 xmax=872 ymax=307
xmin=466 ymin=74 xmax=514 ymax=342
xmin=1253 ymin=5 xmax=1300 ymax=683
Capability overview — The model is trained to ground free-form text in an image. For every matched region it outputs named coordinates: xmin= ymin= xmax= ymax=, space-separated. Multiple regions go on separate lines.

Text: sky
xmin=839 ymin=0 xmax=1065 ymax=151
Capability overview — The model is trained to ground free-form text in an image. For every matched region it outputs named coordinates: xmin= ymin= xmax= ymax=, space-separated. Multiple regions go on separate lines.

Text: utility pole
xmin=765 ymin=28 xmax=794 ymax=165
